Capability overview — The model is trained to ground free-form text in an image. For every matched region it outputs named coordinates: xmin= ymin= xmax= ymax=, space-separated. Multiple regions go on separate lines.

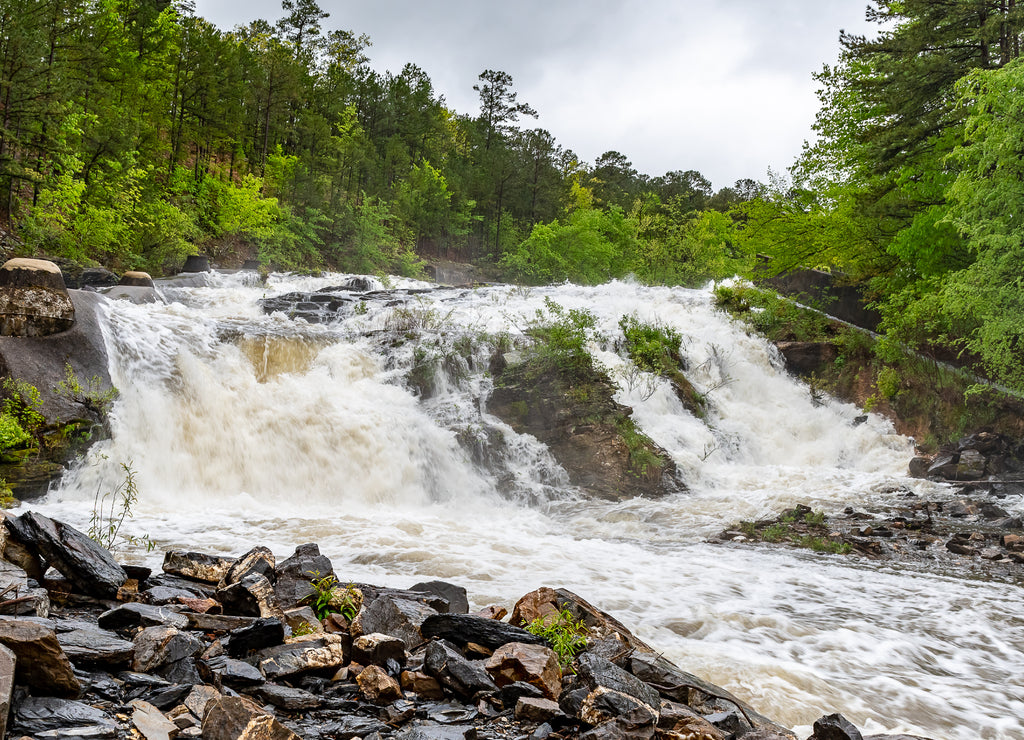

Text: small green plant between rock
xmin=307 ymin=571 xmax=360 ymax=621
xmin=89 ymin=461 xmax=154 ymax=552
xmin=524 ymin=607 xmax=589 ymax=668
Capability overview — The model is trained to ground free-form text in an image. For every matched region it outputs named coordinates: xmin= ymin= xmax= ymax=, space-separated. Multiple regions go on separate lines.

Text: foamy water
xmin=29 ymin=272 xmax=1024 ymax=740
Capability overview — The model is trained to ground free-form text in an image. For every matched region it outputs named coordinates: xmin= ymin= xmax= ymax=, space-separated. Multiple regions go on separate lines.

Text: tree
xmin=473 ymin=69 xmax=537 ymax=152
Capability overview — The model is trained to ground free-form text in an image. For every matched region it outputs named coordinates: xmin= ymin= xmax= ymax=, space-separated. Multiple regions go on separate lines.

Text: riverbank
xmin=0 ymin=510 xmax=935 ymax=740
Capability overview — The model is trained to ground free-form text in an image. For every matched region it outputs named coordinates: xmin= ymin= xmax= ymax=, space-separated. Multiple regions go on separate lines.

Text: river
xmin=30 ymin=271 xmax=1024 ymax=739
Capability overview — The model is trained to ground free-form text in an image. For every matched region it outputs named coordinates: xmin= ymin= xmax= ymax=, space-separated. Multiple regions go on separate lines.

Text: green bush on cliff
xmin=0 ymin=414 xmax=31 ymax=453
xmin=522 ymin=298 xmax=602 ymax=380
xmin=619 ymin=315 xmax=683 ymax=375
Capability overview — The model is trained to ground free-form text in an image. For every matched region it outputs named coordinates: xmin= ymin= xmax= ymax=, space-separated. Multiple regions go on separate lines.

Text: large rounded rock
xmin=0 ymin=258 xmax=74 ymax=337
xmin=118 ymin=271 xmax=154 ymax=288
xmin=181 ymin=255 xmax=211 ymax=273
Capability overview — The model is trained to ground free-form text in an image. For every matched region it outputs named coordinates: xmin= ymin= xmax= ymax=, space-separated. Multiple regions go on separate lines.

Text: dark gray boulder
xmin=423 ymin=639 xmax=497 ymax=699
xmin=274 ymin=542 xmax=333 ymax=609
xmin=811 ymin=713 xmax=864 ymax=740
xmin=420 ymin=613 xmax=545 ymax=651
xmin=410 ymin=581 xmax=469 ymax=613
xmin=6 ymin=512 xmax=126 ymax=598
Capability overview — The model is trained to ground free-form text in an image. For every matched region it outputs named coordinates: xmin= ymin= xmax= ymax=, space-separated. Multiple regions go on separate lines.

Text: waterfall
xmin=33 ymin=272 xmax=1024 ymax=740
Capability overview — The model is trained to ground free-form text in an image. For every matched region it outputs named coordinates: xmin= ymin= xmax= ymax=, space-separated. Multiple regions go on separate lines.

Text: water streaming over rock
xmin=34 ymin=272 xmax=1024 ymax=739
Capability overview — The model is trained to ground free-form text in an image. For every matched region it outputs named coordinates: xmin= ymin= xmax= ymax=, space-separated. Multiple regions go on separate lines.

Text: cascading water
xmin=34 ymin=271 xmax=1024 ymax=740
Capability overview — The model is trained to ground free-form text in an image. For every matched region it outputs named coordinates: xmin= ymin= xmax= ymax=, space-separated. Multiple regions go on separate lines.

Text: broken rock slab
xmin=6 ymin=511 xmax=126 ymax=599
xmin=0 ymin=618 xmax=80 ymax=696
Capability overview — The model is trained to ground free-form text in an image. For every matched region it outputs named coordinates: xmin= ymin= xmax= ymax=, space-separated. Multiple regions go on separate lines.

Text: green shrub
xmin=524 ymin=608 xmax=589 ymax=668
xmin=619 ymin=315 xmax=683 ymax=375
xmin=0 ymin=414 xmax=31 ymax=452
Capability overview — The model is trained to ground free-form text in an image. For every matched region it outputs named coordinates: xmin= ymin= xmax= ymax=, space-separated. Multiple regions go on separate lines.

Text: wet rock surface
xmin=0 ymin=513 xmax=939 ymax=740
xmin=714 ymin=471 xmax=1024 ymax=581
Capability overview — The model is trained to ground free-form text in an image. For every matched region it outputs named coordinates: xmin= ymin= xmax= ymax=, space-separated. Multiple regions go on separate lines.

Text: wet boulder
xmin=352 ymin=631 xmax=406 ymax=667
xmin=6 ymin=511 xmax=127 ymax=599
xmin=217 ymin=573 xmax=282 ymax=618
xmin=574 ymin=653 xmax=660 ymax=727
xmin=181 ymin=255 xmax=211 ymax=273
xmin=0 ymin=258 xmax=75 ymax=337
xmin=410 ymin=580 xmax=469 ymax=613
xmin=273 ymin=542 xmax=333 ymax=609
xmin=201 ymin=695 xmax=301 ymax=740
xmin=227 ymin=616 xmax=285 ymax=656
xmin=424 ymin=638 xmax=498 ymax=698
xmin=162 ymin=550 xmax=235 ymax=584
xmin=220 ymin=545 xmax=276 ymax=587
xmin=775 ymin=341 xmax=839 ymax=375
xmin=352 ymin=592 xmax=438 ymax=649
xmin=132 ymin=625 xmax=204 ymax=673
xmin=356 ymin=664 xmax=403 ymax=704
xmin=810 ymin=713 xmax=864 ymax=740
xmin=256 ymin=632 xmax=347 ymax=679
xmin=484 ymin=641 xmax=561 ymax=700
xmin=0 ymin=619 xmax=80 ymax=696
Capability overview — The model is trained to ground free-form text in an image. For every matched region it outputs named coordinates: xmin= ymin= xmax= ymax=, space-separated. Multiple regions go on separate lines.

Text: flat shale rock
xmin=0 ymin=618 xmax=80 ymax=696
xmin=257 ymin=682 xmax=322 ymax=711
xmin=206 ymin=654 xmax=265 ymax=687
xmin=257 ymin=632 xmax=347 ymax=679
xmin=130 ymin=698 xmax=179 ymax=740
xmin=57 ymin=624 xmax=135 ymax=667
xmin=6 ymin=511 xmax=126 ymax=598
xmin=421 ymin=613 xmax=545 ymax=651
xmin=12 ymin=696 xmax=116 ymax=736
xmin=98 ymin=602 xmax=189 ymax=631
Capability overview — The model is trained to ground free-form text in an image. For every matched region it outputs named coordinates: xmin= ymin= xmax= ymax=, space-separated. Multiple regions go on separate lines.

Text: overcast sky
xmin=192 ymin=1 xmax=876 ymax=191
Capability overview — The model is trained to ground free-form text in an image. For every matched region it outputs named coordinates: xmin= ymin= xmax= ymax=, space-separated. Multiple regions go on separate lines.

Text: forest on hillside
xmin=1 ymin=1 xmax=1023 ymax=396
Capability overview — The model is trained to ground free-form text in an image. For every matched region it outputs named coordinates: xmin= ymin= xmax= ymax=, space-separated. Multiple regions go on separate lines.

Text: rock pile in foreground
xmin=0 ymin=511 xmax=932 ymax=740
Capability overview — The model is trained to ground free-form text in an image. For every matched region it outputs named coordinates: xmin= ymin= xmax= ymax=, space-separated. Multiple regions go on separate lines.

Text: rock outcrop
xmin=488 ymin=356 xmax=682 ymax=500
xmin=0 ymin=513 xmax=939 ymax=740
xmin=0 ymin=258 xmax=75 ymax=337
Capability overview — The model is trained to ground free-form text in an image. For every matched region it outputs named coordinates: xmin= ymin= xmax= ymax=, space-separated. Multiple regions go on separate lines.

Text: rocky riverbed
xmin=0 ymin=510 xmax=933 ymax=740
xmin=713 ymin=432 xmax=1024 ymax=583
